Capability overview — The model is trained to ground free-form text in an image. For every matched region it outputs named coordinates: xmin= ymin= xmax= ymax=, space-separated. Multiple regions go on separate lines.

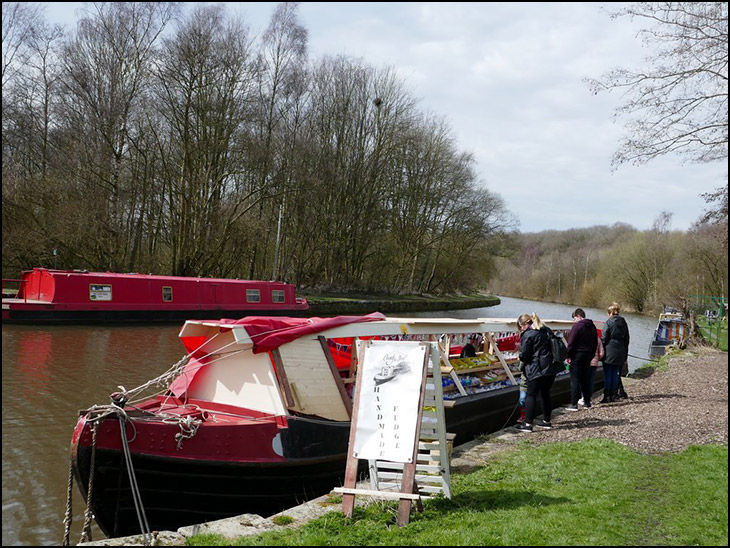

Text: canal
xmin=1 ymin=296 xmax=657 ymax=546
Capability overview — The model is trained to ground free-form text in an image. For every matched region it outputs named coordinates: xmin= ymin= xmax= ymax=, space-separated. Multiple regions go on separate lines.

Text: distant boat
xmin=69 ymin=313 xmax=602 ymax=538
xmin=1 ymin=267 xmax=308 ymax=324
xmin=648 ymin=308 xmax=687 ymax=358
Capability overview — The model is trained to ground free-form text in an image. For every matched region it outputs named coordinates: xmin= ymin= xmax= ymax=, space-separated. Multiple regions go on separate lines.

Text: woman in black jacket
xmin=514 ymin=313 xmax=563 ymax=432
xmin=600 ymin=302 xmax=630 ymax=403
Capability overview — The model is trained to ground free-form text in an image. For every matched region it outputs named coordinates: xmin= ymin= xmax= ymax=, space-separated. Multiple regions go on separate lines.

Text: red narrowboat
xmin=1 ymin=268 xmax=308 ymax=324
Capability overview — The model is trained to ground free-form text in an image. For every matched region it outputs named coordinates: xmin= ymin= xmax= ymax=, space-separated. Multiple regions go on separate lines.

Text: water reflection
xmin=2 ymin=324 xmax=183 ymax=547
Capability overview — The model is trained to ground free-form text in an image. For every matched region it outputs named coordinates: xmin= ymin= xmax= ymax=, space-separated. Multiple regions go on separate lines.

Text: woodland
xmin=2 ymin=3 xmax=727 ymax=312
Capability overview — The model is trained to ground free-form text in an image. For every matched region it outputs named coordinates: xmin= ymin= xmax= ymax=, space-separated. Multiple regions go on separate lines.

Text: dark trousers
xmin=569 ymin=351 xmax=594 ymax=405
xmin=604 ymin=363 xmax=620 ymax=390
xmin=525 ymin=375 xmax=556 ymax=424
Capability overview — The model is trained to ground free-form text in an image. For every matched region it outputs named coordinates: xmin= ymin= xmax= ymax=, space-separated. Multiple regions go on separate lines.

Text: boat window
xmin=162 ymin=286 xmax=173 ymax=302
xmin=272 ymin=289 xmax=285 ymax=303
xmin=246 ymin=289 xmax=260 ymax=303
xmin=89 ymin=284 xmax=112 ymax=301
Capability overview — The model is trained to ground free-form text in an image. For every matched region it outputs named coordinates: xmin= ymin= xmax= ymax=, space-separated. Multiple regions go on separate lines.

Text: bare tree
xmin=154 ymin=3 xmax=259 ymax=276
xmin=58 ymin=2 xmax=178 ymax=270
xmin=698 ymin=185 xmax=728 ymax=244
xmin=2 ymin=2 xmax=42 ymax=89
xmin=254 ymin=1 xmax=308 ymax=281
xmin=587 ymin=2 xmax=728 ymax=166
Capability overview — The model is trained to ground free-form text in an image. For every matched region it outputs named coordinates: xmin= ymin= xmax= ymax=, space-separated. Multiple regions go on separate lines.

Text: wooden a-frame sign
xmin=338 ymin=339 xmax=436 ymax=527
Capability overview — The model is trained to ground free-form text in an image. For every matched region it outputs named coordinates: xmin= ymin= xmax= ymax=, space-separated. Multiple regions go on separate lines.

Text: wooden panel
xmin=278 ymin=338 xmax=350 ymax=421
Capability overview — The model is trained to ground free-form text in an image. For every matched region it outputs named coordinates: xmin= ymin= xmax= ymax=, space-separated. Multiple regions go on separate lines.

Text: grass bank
xmin=187 ymin=439 xmax=728 ymax=546
xmin=696 ymin=316 xmax=729 ymax=351
xmin=302 ymin=293 xmax=500 ymax=315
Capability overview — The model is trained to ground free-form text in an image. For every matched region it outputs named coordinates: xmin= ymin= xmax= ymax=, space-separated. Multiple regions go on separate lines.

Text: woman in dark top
xmin=600 ymin=302 xmax=630 ymax=403
xmin=514 ymin=313 xmax=563 ymax=432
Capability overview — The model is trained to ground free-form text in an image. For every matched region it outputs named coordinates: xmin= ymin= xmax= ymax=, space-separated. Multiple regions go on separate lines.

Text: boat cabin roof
xmin=179 ymin=313 xmax=576 ymax=354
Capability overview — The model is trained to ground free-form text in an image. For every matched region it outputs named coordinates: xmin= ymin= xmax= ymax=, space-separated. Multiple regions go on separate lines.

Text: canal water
xmin=1 ymin=296 xmax=658 ymax=546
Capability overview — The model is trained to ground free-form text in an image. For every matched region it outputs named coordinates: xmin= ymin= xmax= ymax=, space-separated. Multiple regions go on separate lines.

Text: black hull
xmin=73 ymin=368 xmax=604 ymax=538
xmin=72 ymin=415 xmax=358 ymax=538
xmin=3 ymin=307 xmax=309 ymax=325
xmin=73 ymin=447 xmax=354 ymax=538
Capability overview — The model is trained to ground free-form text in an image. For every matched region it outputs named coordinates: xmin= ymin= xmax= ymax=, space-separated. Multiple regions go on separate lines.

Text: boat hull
xmin=72 ymin=447 xmax=353 ymax=538
xmin=71 ymin=412 xmax=357 ymax=538
xmin=2 ymin=268 xmax=308 ymax=324
xmin=648 ymin=312 xmax=687 ymax=359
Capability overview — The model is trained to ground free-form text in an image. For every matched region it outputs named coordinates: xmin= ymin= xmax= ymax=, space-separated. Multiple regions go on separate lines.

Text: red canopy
xmin=171 ymin=313 xmax=386 ymax=398
xmin=182 ymin=312 xmax=387 ymax=356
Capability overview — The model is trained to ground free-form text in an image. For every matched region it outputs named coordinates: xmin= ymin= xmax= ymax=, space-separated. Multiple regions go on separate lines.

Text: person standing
xmin=579 ymin=334 xmax=604 ymax=406
xmin=459 ymin=334 xmax=478 ymax=358
xmin=600 ymin=302 xmax=630 ymax=403
xmin=514 ymin=313 xmax=563 ymax=432
xmin=565 ymin=308 xmax=598 ymax=410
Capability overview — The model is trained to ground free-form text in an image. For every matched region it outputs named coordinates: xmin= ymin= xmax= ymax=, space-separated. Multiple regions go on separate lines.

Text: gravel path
xmin=519 ymin=345 xmax=727 ymax=454
xmin=452 ymin=346 xmax=728 ymax=470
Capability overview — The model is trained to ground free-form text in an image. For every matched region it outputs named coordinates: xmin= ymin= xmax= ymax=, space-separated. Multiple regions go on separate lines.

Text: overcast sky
xmin=42 ymin=2 xmax=725 ymax=233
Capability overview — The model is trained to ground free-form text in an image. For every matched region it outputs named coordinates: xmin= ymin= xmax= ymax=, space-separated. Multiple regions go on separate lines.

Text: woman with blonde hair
xmin=514 ymin=313 xmax=563 ymax=432
xmin=600 ymin=302 xmax=630 ymax=403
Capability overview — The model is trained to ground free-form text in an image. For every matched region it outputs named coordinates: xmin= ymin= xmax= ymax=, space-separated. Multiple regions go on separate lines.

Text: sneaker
xmin=534 ymin=420 xmax=552 ymax=430
xmin=565 ymin=405 xmax=579 ymax=412
xmin=515 ymin=423 xmax=533 ymax=433
xmin=577 ymin=397 xmax=585 ymax=406
xmin=583 ymin=402 xmax=592 ymax=409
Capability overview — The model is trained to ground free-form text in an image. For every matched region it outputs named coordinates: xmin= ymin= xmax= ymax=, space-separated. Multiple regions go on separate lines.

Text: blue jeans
xmin=604 ymin=363 xmax=620 ymax=391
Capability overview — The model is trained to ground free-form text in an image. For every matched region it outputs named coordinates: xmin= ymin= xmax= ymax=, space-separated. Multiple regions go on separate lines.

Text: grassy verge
xmin=696 ymin=317 xmax=729 ymax=352
xmin=186 ymin=439 xmax=728 ymax=546
xmin=302 ymin=293 xmax=500 ymax=315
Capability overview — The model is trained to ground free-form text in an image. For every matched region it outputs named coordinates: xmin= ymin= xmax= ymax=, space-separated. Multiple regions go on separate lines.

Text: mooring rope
xmin=79 ymin=420 xmax=98 ymax=544
xmin=119 ymin=416 xmax=152 ymax=546
xmin=62 ymin=457 xmax=74 ymax=546
xmin=628 ymin=353 xmax=654 ymax=362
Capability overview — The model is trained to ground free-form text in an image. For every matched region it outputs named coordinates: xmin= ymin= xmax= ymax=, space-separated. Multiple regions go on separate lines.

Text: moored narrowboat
xmin=648 ymin=309 xmax=687 ymax=358
xmin=1 ymin=267 xmax=308 ymax=324
xmin=69 ymin=313 xmax=603 ymax=538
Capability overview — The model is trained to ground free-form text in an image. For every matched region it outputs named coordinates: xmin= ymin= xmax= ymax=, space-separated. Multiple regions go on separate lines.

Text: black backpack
xmin=544 ymin=326 xmax=567 ymax=366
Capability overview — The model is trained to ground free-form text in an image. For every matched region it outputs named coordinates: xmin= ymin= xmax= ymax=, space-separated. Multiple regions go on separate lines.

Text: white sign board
xmin=89 ymin=284 xmax=112 ymax=301
xmin=352 ymin=341 xmax=426 ymax=463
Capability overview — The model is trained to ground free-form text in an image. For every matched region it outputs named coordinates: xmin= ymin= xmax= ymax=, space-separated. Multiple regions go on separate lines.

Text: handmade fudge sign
xmin=352 ymin=341 xmax=426 ymax=463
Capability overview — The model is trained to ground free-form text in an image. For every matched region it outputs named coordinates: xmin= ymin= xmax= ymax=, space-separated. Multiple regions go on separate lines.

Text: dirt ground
xmin=517 ymin=345 xmax=728 ymax=454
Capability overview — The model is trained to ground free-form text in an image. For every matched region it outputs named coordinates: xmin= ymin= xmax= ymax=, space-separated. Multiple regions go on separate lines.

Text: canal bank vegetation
xmin=187 ymin=440 xmax=728 ymax=546
xmin=303 ymin=293 xmax=500 ymax=315
xmin=489 ymin=209 xmax=728 ymax=317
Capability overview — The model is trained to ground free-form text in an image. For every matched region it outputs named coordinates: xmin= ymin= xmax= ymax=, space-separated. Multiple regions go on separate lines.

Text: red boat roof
xmin=182 ymin=312 xmax=387 ymax=354
xmin=21 ymin=268 xmax=293 ymax=285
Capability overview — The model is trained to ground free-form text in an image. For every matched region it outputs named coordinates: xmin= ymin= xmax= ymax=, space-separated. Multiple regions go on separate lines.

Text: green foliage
xmin=270 ymin=515 xmax=295 ymax=526
xmin=696 ymin=316 xmax=729 ymax=352
xmin=491 ymin=220 xmax=728 ymax=314
xmin=186 ymin=440 xmax=728 ymax=546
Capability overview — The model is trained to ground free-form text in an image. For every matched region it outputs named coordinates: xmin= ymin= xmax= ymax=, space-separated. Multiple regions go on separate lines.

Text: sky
xmin=40 ymin=2 xmax=726 ymax=233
